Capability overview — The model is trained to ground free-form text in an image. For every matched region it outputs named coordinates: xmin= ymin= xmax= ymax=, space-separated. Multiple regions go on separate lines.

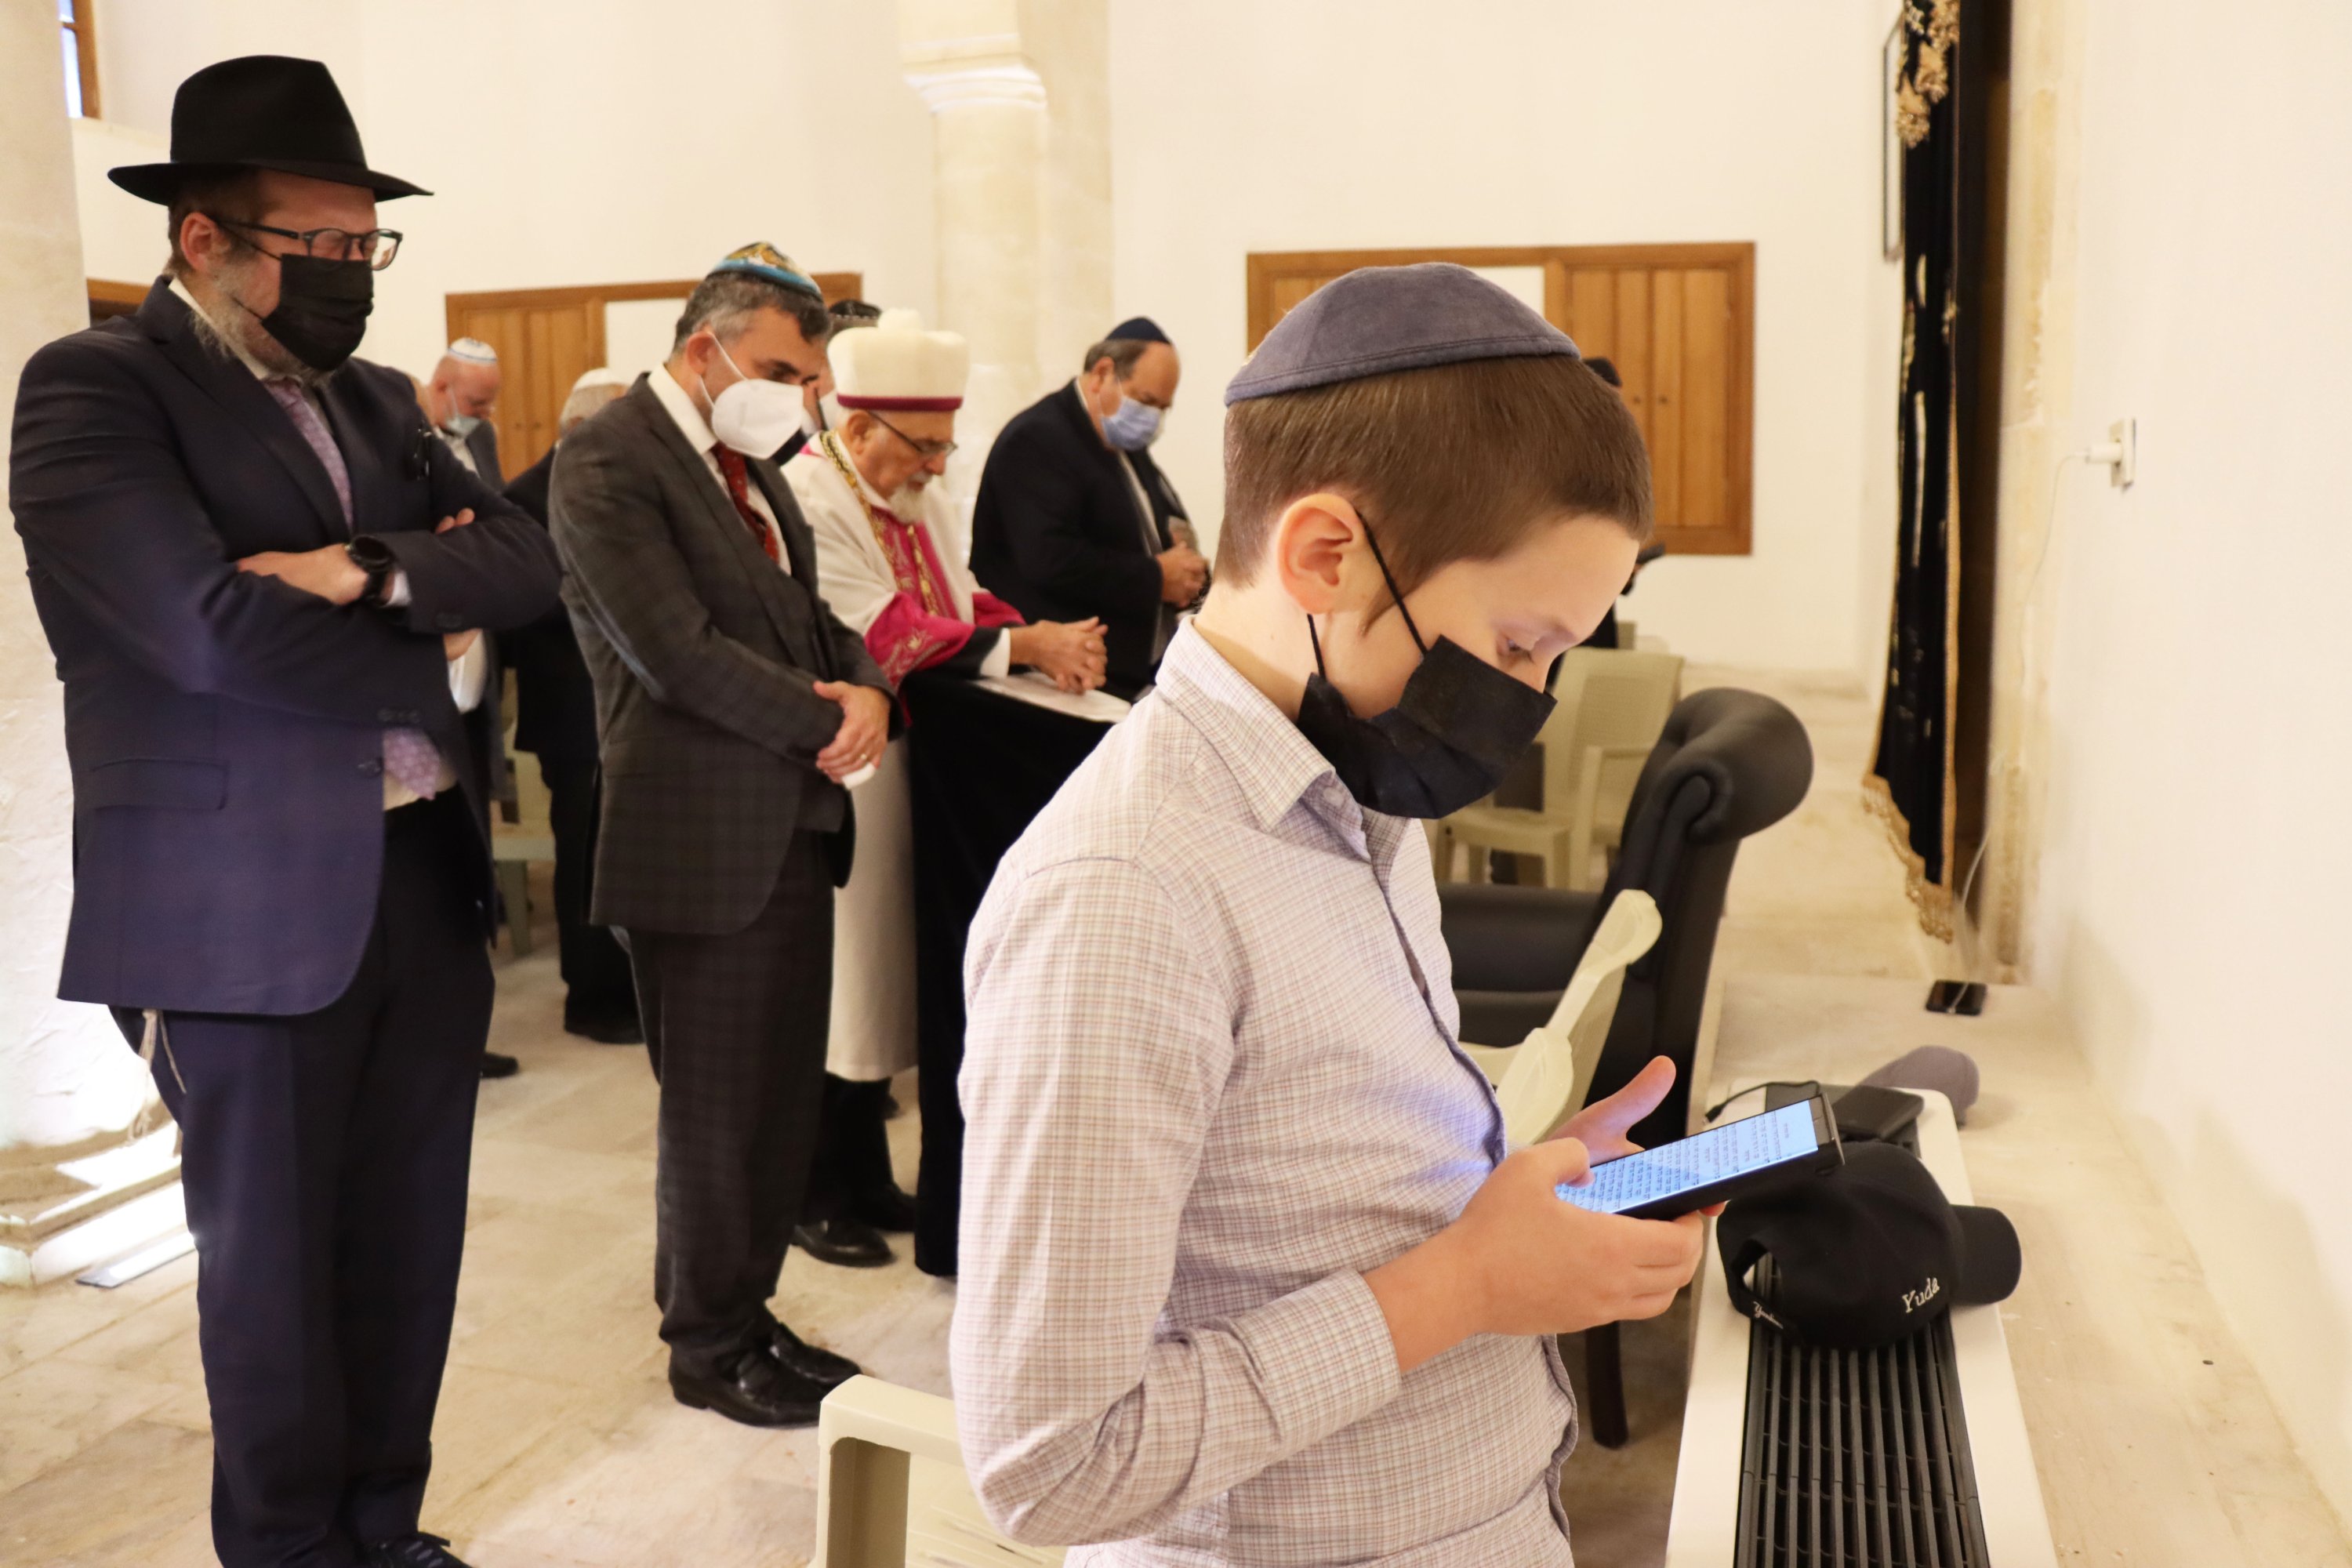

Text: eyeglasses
xmin=869 ymin=411 xmax=957 ymax=461
xmin=210 ymin=217 xmax=404 ymax=270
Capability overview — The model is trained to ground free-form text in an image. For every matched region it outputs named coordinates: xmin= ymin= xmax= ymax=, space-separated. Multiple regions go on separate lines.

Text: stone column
xmin=0 ymin=0 xmax=169 ymax=1285
xmin=1971 ymin=0 xmax=2085 ymax=978
xmin=899 ymin=0 xmax=1050 ymax=509
xmin=896 ymin=0 xmax=1110 ymax=511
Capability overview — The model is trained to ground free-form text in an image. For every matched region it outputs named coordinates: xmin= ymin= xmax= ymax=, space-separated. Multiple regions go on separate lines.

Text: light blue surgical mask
xmin=1103 ymin=391 xmax=1163 ymax=451
xmin=441 ymin=391 xmax=482 ymax=439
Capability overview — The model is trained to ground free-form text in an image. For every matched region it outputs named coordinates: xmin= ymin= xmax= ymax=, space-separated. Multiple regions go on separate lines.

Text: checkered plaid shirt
xmin=954 ymin=624 xmax=1578 ymax=1566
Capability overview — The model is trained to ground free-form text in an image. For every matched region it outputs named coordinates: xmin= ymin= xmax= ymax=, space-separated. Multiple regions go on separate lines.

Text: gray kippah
xmin=1225 ymin=262 xmax=1580 ymax=406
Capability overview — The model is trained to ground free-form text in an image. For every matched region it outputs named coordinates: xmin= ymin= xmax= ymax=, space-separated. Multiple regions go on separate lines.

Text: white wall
xmin=0 ymin=0 xmax=149 ymax=1158
xmin=71 ymin=0 xmax=935 ymax=387
xmin=2028 ymin=0 xmax=2352 ymax=1525
xmin=1109 ymin=0 xmax=1896 ymax=674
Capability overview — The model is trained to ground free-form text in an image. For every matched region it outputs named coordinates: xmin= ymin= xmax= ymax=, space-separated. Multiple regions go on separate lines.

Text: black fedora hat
xmin=110 ymin=56 xmax=429 ymax=205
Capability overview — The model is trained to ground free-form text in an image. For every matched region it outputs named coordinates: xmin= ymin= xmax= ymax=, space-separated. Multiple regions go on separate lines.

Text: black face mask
xmin=252 ymin=254 xmax=374 ymax=372
xmin=1294 ymin=522 xmax=1556 ymax=820
xmin=775 ymin=429 xmax=812 ymax=463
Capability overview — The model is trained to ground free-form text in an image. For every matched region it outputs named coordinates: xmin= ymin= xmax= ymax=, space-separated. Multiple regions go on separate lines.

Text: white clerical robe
xmin=786 ymin=436 xmax=1016 ymax=1080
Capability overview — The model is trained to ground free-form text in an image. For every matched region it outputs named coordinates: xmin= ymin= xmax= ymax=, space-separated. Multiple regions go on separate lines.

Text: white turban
xmin=831 ymin=309 xmax=967 ymax=412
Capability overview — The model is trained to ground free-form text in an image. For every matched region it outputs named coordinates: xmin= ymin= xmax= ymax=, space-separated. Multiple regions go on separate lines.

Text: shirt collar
xmin=649 ymin=361 xmax=719 ymax=456
xmin=1154 ymin=622 xmax=1363 ymax=838
xmin=168 ymin=274 xmax=276 ymax=382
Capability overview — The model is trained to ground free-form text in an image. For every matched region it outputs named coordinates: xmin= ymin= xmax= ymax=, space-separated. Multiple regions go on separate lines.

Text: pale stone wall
xmin=0 ymin=0 xmax=151 ymax=1156
xmin=897 ymin=0 xmax=1110 ymax=517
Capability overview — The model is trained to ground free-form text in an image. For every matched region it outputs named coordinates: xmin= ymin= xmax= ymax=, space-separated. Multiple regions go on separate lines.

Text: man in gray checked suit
xmin=550 ymin=245 xmax=895 ymax=1428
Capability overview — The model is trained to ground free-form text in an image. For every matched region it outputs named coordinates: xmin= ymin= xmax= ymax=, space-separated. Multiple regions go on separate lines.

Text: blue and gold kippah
xmin=710 ymin=241 xmax=822 ymax=299
xmin=1225 ymin=262 xmax=1579 ymax=406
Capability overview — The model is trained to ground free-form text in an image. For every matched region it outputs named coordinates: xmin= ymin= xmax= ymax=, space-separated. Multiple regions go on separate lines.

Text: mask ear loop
xmin=1354 ymin=514 xmax=1429 ymax=654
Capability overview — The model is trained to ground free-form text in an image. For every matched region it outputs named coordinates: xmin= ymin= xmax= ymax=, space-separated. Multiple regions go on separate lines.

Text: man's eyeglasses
xmin=869 ymin=410 xmax=956 ymax=462
xmin=210 ymin=216 xmax=404 ymax=270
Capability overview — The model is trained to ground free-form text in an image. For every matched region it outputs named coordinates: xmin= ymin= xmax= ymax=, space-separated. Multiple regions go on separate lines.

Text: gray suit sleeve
xmin=550 ymin=428 xmax=846 ymax=761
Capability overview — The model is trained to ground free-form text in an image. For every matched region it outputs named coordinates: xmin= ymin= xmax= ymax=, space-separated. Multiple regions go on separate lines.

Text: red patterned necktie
xmin=712 ymin=447 xmax=780 ymax=562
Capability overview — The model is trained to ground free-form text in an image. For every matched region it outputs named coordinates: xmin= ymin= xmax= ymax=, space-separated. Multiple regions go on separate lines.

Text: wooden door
xmin=1245 ymin=245 xmax=1755 ymax=554
xmin=1549 ymin=245 xmax=1753 ymax=555
xmin=445 ymin=273 xmax=864 ymax=477
xmin=446 ymin=295 xmax=601 ymax=477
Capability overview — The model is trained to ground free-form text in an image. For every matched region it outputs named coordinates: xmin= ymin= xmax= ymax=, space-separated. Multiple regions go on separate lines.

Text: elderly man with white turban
xmin=785 ymin=309 xmax=1105 ymax=1266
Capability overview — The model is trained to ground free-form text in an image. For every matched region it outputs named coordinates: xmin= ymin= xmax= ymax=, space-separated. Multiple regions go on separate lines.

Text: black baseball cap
xmin=1716 ymin=1142 xmax=2021 ymax=1349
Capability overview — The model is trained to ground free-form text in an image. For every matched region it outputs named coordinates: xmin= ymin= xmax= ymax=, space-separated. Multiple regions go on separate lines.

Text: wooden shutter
xmin=445 ymin=273 xmax=864 ymax=477
xmin=1246 ymin=245 xmax=1755 ymax=555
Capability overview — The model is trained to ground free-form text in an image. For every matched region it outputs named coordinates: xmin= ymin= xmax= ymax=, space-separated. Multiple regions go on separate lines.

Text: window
xmin=60 ymin=0 xmax=100 ymax=119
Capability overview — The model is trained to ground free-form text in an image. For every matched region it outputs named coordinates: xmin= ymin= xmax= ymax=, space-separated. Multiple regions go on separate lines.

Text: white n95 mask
xmin=702 ymin=338 xmax=811 ymax=457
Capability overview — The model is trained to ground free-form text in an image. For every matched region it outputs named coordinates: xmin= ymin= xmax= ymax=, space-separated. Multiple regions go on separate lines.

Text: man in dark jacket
xmin=8 ymin=56 xmax=560 ymax=1568
xmin=969 ymin=318 xmax=1207 ymax=691
xmin=552 ymin=245 xmax=895 ymax=1430
xmin=503 ymin=370 xmax=638 ymax=1043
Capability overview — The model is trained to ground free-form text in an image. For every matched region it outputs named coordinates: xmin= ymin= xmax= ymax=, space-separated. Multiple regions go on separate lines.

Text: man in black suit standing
xmin=8 ymin=56 xmax=560 ymax=1568
xmin=552 ymin=245 xmax=894 ymax=1428
xmin=419 ymin=336 xmax=526 ymax=1080
xmin=420 ymin=338 xmax=505 ymax=485
xmin=970 ymin=318 xmax=1207 ymax=691
xmin=503 ymin=371 xmax=640 ymax=1044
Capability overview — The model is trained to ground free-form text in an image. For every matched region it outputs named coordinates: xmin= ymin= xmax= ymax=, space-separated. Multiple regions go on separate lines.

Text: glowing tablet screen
xmin=1554 ymin=1100 xmax=1820 ymax=1215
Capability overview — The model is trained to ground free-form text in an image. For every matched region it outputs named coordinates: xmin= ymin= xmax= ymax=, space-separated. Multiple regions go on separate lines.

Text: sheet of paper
xmin=974 ymin=673 xmax=1132 ymax=725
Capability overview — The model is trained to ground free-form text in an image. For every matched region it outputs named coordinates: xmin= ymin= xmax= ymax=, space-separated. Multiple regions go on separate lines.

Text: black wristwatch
xmin=346 ymin=535 xmax=397 ymax=607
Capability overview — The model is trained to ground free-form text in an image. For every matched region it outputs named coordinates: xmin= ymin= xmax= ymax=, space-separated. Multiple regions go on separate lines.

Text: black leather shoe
xmin=769 ymin=1322 xmax=860 ymax=1388
xmin=793 ymin=1216 xmax=894 ymax=1269
xmin=852 ymin=1183 xmax=920 ymax=1234
xmin=365 ymin=1533 xmax=473 ymax=1568
xmin=479 ymin=1052 xmax=519 ymax=1080
xmin=564 ymin=1007 xmax=643 ymax=1045
xmin=670 ymin=1346 xmax=829 ymax=1428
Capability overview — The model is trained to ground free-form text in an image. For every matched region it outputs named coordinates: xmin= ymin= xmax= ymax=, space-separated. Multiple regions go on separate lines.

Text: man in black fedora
xmin=9 ymin=56 xmax=559 ymax=1568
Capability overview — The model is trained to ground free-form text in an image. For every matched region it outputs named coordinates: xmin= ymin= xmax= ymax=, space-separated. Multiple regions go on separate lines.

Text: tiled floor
xmin=0 ymin=666 xmax=1936 ymax=1568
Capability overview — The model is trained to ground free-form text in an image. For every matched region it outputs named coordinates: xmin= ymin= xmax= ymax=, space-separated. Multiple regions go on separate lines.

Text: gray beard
xmin=183 ymin=266 xmax=329 ymax=388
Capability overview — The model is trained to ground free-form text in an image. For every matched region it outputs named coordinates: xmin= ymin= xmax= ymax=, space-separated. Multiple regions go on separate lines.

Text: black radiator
xmin=1732 ymin=1116 xmax=1992 ymax=1567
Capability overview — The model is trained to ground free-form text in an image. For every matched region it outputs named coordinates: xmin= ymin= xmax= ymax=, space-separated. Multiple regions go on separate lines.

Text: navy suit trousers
xmin=140 ymin=797 xmax=492 ymax=1568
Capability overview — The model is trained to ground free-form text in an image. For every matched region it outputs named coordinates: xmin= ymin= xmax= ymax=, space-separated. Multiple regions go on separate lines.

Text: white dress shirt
xmin=646 ymin=362 xmax=792 ymax=574
xmin=955 ymin=623 xmax=1577 ymax=1565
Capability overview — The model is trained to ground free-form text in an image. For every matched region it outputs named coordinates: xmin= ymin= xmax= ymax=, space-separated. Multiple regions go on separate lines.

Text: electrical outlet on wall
xmin=2106 ymin=417 xmax=2136 ymax=488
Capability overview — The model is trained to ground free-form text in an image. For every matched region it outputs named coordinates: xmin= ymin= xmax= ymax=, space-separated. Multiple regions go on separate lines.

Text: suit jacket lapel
xmin=321 ymin=377 xmax=397 ymax=540
xmin=628 ymin=384 xmax=818 ymax=665
xmin=140 ymin=283 xmax=348 ymax=542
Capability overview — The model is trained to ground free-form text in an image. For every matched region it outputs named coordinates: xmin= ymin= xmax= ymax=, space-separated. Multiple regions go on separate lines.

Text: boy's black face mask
xmin=1294 ymin=521 xmax=1555 ymax=820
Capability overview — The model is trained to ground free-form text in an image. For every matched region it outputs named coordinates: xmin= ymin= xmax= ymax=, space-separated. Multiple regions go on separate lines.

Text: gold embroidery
xmin=818 ymin=431 xmax=947 ymax=618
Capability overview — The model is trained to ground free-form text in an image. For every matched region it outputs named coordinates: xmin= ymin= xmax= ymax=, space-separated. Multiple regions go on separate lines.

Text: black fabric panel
xmin=902 ymin=671 xmax=1109 ymax=1277
xmin=1871 ymin=4 xmax=1965 ymax=927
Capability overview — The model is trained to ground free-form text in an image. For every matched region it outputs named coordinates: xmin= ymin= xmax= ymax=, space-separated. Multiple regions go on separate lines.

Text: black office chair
xmin=1438 ymin=686 xmax=1813 ymax=1445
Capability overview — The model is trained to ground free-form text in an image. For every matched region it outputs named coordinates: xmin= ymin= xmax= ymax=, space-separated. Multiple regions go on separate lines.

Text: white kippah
xmin=446 ymin=337 xmax=499 ymax=365
xmin=569 ymin=365 xmax=627 ymax=394
xmin=833 ymin=308 xmax=968 ymax=412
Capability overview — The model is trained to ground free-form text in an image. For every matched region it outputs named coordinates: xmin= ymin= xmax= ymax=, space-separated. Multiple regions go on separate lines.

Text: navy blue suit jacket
xmin=9 ymin=279 xmax=562 ymax=1016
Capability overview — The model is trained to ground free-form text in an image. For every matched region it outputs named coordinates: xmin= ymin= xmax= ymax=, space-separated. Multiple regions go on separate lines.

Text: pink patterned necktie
xmin=265 ymin=379 xmax=445 ymax=800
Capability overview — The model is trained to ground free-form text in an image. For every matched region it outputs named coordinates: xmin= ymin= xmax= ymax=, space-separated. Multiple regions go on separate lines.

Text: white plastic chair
xmin=1457 ymin=890 xmax=1661 ymax=1144
xmin=1434 ymin=649 xmax=1684 ymax=891
xmin=815 ymin=1376 xmax=1065 ymax=1568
